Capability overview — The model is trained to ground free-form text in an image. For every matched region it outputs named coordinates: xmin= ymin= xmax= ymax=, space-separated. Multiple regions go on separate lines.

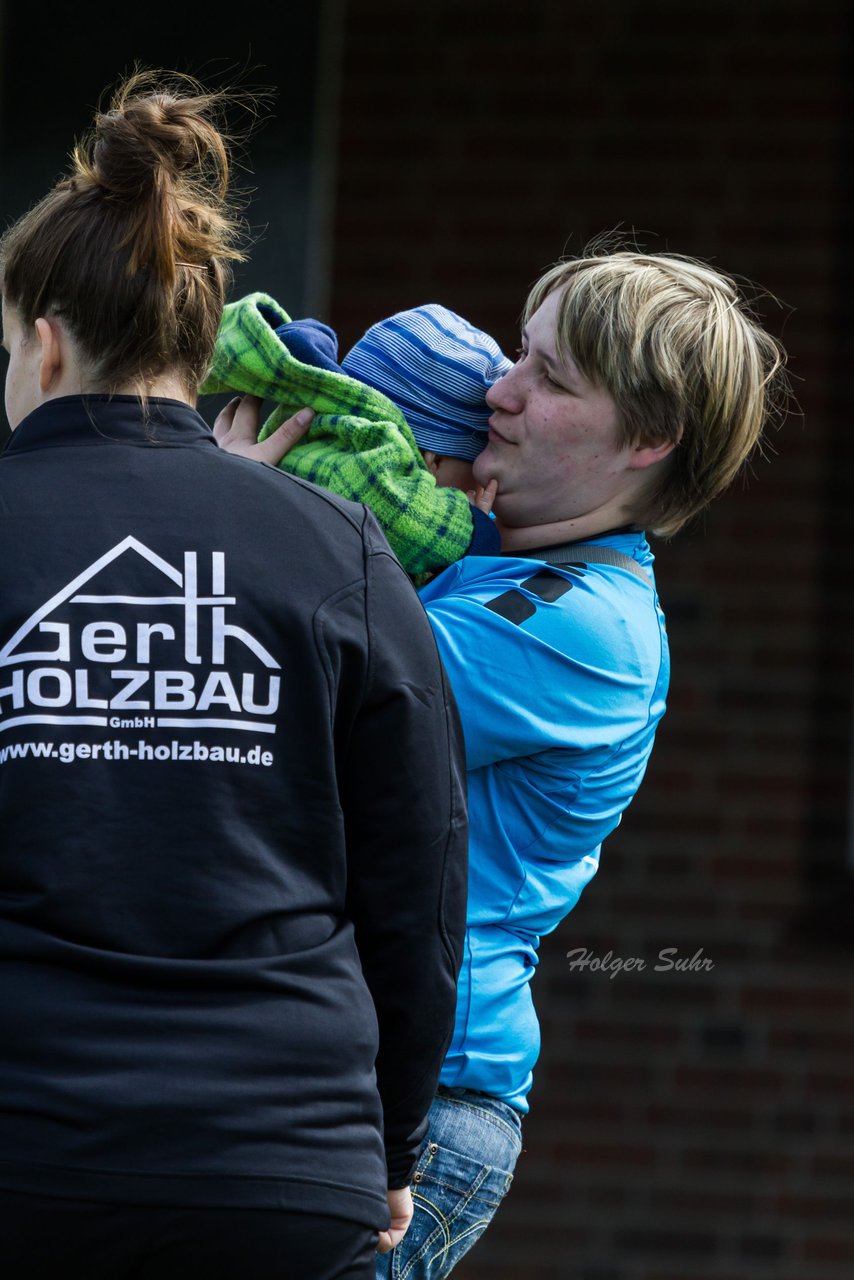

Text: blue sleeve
xmin=275 ymin=318 xmax=344 ymax=373
xmin=466 ymin=507 xmax=501 ymax=556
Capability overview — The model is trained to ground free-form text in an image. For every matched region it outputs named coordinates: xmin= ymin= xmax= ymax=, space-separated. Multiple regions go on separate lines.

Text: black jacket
xmin=0 ymin=395 xmax=467 ymax=1229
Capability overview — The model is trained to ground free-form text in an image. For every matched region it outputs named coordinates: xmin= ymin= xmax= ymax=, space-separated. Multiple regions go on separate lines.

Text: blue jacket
xmin=420 ymin=532 xmax=669 ymax=1110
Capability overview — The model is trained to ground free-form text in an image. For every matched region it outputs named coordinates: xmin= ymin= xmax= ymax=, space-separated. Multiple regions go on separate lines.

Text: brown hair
xmin=524 ymin=251 xmax=790 ymax=537
xmin=0 ymin=70 xmax=246 ymax=396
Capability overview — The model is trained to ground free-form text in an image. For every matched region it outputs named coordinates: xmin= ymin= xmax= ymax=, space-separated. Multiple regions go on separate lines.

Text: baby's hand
xmin=467 ymin=477 xmax=498 ymax=516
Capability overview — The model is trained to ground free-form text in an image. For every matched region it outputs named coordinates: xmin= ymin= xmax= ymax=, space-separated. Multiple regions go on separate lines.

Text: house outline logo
xmin=0 ymin=536 xmax=281 ymax=737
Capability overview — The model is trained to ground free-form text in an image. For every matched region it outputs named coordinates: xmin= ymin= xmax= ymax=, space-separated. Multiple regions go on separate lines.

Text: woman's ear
xmin=628 ymin=427 xmax=683 ymax=472
xmin=34 ymin=317 xmax=64 ymax=393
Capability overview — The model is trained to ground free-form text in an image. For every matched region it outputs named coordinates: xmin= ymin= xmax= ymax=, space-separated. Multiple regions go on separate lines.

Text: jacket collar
xmin=2 ymin=394 xmax=217 ymax=456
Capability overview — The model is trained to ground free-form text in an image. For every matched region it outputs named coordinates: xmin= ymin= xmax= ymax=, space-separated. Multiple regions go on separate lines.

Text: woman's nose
xmin=486 ymin=366 xmax=524 ymax=413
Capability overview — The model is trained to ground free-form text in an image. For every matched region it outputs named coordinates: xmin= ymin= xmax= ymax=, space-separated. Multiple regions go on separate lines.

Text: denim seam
xmin=439 ymin=1096 xmax=523 ymax=1147
xmin=416 ymin=1172 xmax=508 ymax=1207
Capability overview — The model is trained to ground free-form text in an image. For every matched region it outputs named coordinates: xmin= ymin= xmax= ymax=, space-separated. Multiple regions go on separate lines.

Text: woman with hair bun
xmin=0 ymin=72 xmax=467 ymax=1279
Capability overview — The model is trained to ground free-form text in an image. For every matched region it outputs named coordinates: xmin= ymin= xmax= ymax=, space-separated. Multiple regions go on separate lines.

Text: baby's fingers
xmin=468 ymin=477 xmax=498 ymax=515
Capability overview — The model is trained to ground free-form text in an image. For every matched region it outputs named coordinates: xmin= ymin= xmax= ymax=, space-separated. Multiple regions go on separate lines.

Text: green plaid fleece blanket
xmin=201 ymin=293 xmax=475 ymax=576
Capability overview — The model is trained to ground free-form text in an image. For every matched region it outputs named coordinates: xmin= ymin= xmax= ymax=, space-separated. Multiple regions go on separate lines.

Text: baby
xmin=202 ymin=297 xmax=510 ymax=576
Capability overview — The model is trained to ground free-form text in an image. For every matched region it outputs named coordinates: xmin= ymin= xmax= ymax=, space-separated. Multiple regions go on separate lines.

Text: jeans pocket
xmin=392 ymin=1140 xmax=516 ymax=1280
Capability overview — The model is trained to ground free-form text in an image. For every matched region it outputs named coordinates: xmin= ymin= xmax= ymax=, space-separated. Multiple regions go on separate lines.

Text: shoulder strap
xmin=529 ymin=541 xmax=651 ymax=585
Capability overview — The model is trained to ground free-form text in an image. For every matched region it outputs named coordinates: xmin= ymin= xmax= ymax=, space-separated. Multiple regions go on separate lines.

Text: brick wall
xmin=330 ymin=2 xmax=854 ymax=1276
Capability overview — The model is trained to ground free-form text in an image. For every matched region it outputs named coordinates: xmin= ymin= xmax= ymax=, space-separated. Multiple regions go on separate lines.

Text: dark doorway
xmin=0 ymin=3 xmax=325 ymax=441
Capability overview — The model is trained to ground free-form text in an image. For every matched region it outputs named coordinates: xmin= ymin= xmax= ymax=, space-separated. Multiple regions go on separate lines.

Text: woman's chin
xmin=472 ymin=455 xmax=499 ymax=491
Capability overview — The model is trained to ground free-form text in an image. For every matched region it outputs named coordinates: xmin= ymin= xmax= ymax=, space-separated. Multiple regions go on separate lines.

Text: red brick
xmin=674 ymin=1065 xmax=784 ymax=1094
xmin=552 ymin=1140 xmax=657 ymax=1170
xmin=740 ymin=986 xmax=852 ymax=1016
xmin=776 ymin=1194 xmax=854 ymax=1221
xmin=812 ymin=1152 xmax=854 ymax=1179
xmin=647 ymin=1103 xmax=753 ymax=1130
xmin=803 ymin=1234 xmax=854 ymax=1263
xmin=806 ymin=1072 xmax=854 ymax=1100
xmin=683 ymin=1147 xmax=789 ymax=1175
xmin=770 ymin=1027 xmax=854 ymax=1054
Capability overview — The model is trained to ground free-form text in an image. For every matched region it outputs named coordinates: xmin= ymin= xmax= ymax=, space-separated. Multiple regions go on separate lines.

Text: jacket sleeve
xmin=336 ymin=511 xmax=468 ymax=1187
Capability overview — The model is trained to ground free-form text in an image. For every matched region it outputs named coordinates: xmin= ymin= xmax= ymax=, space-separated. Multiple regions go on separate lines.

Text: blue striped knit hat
xmin=341 ymin=304 xmax=512 ymax=462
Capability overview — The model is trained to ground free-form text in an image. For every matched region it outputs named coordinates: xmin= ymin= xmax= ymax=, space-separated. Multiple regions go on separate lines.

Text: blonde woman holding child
xmin=214 ymin=250 xmax=788 ymax=1279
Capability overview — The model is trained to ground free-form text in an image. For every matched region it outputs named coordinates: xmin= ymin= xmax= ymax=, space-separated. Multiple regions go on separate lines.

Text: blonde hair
xmin=524 ymin=251 xmax=790 ymax=537
xmin=0 ymin=70 xmax=247 ymax=397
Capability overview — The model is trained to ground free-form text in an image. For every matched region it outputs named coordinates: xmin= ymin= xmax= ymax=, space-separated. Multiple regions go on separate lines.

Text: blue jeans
xmin=376 ymin=1087 xmax=523 ymax=1280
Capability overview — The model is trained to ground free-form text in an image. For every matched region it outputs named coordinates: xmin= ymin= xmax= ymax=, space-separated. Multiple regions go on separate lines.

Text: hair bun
xmin=1 ymin=66 xmax=247 ymax=398
xmin=74 ymin=71 xmax=230 ymax=203
xmin=64 ymin=70 xmax=240 ymax=291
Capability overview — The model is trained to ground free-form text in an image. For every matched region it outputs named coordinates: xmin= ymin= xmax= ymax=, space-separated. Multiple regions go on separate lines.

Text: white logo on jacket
xmin=0 ymin=537 xmax=280 ymax=735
